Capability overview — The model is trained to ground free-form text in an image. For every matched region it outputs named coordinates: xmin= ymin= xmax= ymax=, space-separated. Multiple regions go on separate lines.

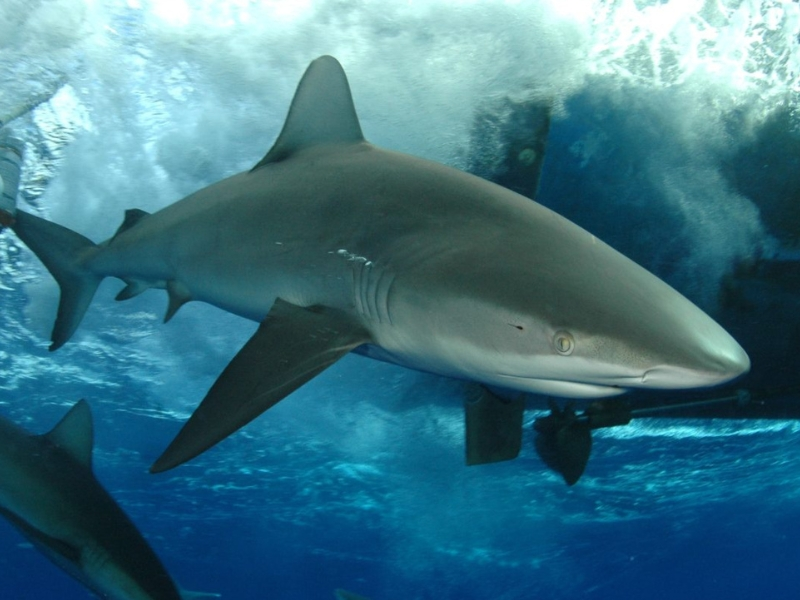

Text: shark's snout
xmin=695 ymin=329 xmax=751 ymax=383
xmin=710 ymin=335 xmax=751 ymax=379
xmin=641 ymin=328 xmax=750 ymax=389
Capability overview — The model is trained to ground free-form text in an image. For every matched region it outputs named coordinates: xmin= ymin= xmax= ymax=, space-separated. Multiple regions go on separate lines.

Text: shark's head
xmin=386 ymin=201 xmax=750 ymax=399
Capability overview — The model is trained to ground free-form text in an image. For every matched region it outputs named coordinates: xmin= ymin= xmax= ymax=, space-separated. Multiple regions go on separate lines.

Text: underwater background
xmin=2 ymin=0 xmax=800 ymax=598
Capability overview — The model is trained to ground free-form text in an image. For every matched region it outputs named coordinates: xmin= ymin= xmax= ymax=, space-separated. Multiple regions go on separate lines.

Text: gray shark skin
xmin=0 ymin=400 xmax=182 ymax=599
xmin=7 ymin=56 xmax=750 ymax=472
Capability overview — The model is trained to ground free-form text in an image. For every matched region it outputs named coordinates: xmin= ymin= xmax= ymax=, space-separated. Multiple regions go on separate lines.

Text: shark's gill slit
xmin=365 ymin=262 xmax=381 ymax=323
xmin=380 ymin=271 xmax=396 ymax=326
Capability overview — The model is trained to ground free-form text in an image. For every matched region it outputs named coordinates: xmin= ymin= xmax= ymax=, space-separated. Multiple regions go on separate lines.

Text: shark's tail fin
xmin=11 ymin=210 xmax=101 ymax=350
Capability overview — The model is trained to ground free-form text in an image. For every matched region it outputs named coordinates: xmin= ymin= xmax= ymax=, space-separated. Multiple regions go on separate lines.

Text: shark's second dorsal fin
xmin=112 ymin=208 xmax=150 ymax=241
xmin=253 ymin=56 xmax=364 ymax=170
xmin=44 ymin=400 xmax=94 ymax=469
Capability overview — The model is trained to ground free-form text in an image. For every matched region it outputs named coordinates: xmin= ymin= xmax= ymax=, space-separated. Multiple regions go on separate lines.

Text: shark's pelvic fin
xmin=42 ymin=399 xmax=94 ymax=469
xmin=252 ymin=55 xmax=365 ymax=169
xmin=150 ymin=298 xmax=372 ymax=472
xmin=464 ymin=387 xmax=525 ymax=466
xmin=164 ymin=280 xmax=192 ymax=323
xmin=11 ymin=210 xmax=101 ymax=351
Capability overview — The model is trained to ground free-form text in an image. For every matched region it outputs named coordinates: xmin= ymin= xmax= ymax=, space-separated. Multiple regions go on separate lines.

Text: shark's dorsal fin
xmin=44 ymin=400 xmax=94 ymax=469
xmin=253 ymin=56 xmax=364 ymax=169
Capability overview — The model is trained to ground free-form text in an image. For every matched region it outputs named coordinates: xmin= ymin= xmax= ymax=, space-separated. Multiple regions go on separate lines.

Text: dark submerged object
xmin=533 ymin=387 xmax=800 ymax=485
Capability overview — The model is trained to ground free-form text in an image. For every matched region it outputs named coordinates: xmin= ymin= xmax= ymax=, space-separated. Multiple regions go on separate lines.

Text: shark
xmin=5 ymin=56 xmax=750 ymax=474
xmin=0 ymin=400 xmax=211 ymax=600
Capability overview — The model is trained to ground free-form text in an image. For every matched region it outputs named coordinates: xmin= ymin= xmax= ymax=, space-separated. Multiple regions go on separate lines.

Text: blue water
xmin=2 ymin=1 xmax=800 ymax=598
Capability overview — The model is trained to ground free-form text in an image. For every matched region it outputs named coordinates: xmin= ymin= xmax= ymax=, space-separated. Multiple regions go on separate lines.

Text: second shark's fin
xmin=43 ymin=399 xmax=94 ymax=469
xmin=11 ymin=210 xmax=101 ymax=350
xmin=252 ymin=55 xmax=365 ymax=169
xmin=464 ymin=387 xmax=525 ymax=466
xmin=150 ymin=298 xmax=372 ymax=473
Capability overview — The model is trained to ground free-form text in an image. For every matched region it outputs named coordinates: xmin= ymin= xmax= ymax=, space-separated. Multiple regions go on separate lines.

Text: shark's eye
xmin=553 ymin=330 xmax=574 ymax=355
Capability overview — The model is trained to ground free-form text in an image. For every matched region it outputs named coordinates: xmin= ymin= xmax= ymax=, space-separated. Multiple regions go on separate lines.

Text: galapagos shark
xmin=0 ymin=400 xmax=202 ymax=600
xmin=5 ymin=56 xmax=749 ymax=474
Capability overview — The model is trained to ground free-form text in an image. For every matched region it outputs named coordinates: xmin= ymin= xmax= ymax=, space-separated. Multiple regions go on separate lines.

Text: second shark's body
xmin=0 ymin=401 xmax=181 ymax=599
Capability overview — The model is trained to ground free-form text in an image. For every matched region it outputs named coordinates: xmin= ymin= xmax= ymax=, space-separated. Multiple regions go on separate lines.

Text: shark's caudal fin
xmin=11 ymin=210 xmax=101 ymax=350
xmin=252 ymin=55 xmax=364 ymax=168
xmin=150 ymin=299 xmax=372 ymax=473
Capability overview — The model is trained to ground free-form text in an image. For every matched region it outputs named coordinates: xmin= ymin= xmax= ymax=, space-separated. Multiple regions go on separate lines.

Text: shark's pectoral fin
xmin=0 ymin=507 xmax=81 ymax=566
xmin=464 ymin=387 xmax=525 ymax=466
xmin=150 ymin=299 xmax=372 ymax=473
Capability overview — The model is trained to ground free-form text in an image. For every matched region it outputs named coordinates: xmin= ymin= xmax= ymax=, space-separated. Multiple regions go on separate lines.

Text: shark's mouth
xmin=496 ymin=361 xmax=744 ymax=398
xmin=495 ymin=373 xmax=629 ymax=399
